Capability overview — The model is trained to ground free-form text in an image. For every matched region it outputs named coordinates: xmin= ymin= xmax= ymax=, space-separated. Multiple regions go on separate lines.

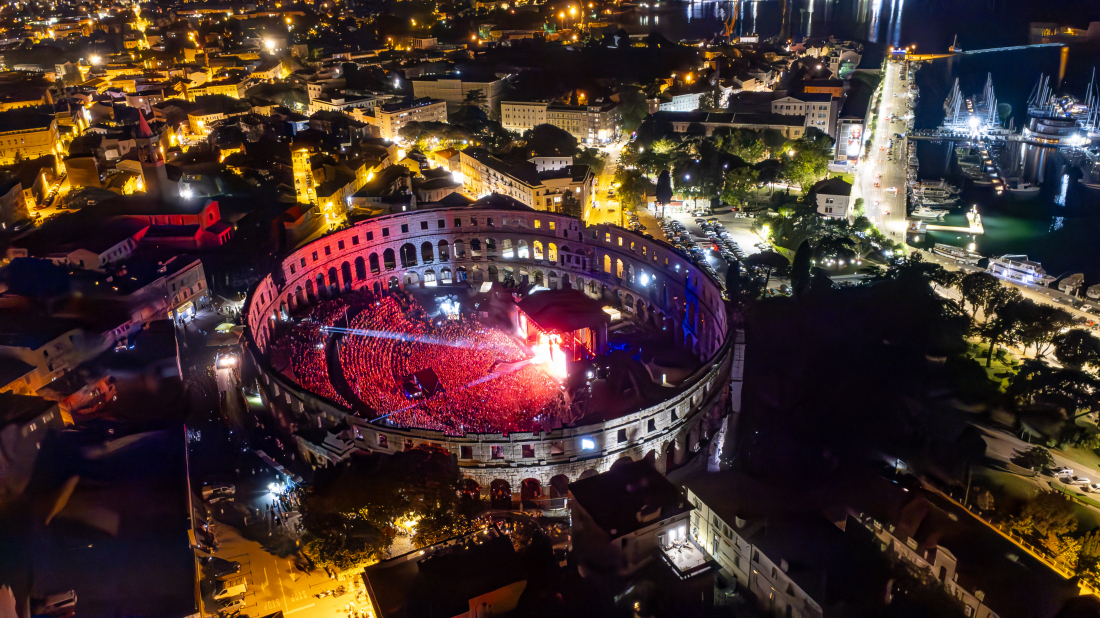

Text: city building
xmin=0 ymin=394 xmax=64 ymax=506
xmin=501 ymin=100 xmax=620 ymax=144
xmin=770 ymin=93 xmax=840 ymax=137
xmin=362 ymin=527 xmax=527 ymax=618
xmin=0 ymin=111 xmax=60 ymax=166
xmin=654 ymin=111 xmax=807 ymax=139
xmin=372 ymin=98 xmax=448 ymax=141
xmin=570 ymin=459 xmax=716 ymax=579
xmin=0 ymin=174 xmax=30 ymax=229
xmin=458 ymin=148 xmax=594 ymax=212
xmin=411 ymin=75 xmax=506 ymax=113
xmin=809 ymin=177 xmax=852 ymax=218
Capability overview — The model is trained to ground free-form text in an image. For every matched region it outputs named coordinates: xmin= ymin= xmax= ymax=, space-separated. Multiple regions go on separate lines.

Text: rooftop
xmin=568 ymin=459 xmax=691 ymax=539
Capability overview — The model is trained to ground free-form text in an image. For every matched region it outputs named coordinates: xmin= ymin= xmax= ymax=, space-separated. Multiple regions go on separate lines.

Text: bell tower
xmin=136 ymin=113 xmax=174 ymax=201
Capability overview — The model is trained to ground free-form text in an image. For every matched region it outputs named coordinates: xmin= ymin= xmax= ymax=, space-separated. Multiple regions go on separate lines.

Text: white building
xmin=809 ymin=177 xmax=852 ymax=218
xmin=459 ymin=148 xmax=594 ymax=212
xmin=371 ymin=98 xmax=448 ymax=141
xmin=501 ymin=100 xmax=620 ymax=144
xmin=770 ymin=93 xmax=840 ymax=137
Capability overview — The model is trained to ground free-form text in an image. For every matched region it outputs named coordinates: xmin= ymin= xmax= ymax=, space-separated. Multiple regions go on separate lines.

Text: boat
xmin=932 ymin=243 xmax=983 ymax=265
xmin=972 ymin=176 xmax=994 ymax=186
xmin=1007 ymin=178 xmax=1041 ymax=195
xmin=914 ymin=196 xmax=959 ymax=207
xmin=909 ymin=206 xmax=947 ymax=219
xmin=987 ymin=255 xmax=1057 ymax=286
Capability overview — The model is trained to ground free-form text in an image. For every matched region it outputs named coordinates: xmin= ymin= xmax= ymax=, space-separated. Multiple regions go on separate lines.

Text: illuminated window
xmin=580 ymin=437 xmax=596 ymax=450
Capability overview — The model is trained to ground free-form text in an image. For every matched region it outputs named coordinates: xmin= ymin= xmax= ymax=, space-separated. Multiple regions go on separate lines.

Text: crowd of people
xmin=273 ymin=290 xmax=568 ymax=435
xmin=269 ymin=300 xmax=352 ymax=408
xmin=341 ymin=294 xmax=566 ymax=435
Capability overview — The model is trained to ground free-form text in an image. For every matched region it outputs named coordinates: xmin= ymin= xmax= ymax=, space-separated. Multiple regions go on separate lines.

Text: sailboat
xmin=949 ymin=34 xmax=963 ymax=53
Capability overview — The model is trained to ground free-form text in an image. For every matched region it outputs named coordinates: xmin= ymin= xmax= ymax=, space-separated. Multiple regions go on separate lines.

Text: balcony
xmin=660 ymin=536 xmax=716 ymax=580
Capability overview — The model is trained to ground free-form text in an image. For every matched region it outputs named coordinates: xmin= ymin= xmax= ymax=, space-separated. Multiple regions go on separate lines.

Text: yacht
xmin=914 ymin=195 xmax=959 ymax=207
xmin=1007 ymin=178 xmax=1041 ymax=195
xmin=909 ymin=206 xmax=947 ymax=219
xmin=932 ymin=243 xmax=983 ymax=265
xmin=987 ymin=255 xmax=1056 ymax=286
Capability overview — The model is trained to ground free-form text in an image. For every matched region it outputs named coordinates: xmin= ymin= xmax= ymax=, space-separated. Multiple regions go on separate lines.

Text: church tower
xmin=136 ymin=112 xmax=174 ymax=201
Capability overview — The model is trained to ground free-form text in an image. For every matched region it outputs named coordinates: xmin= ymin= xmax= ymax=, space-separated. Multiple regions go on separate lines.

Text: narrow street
xmin=585 ymin=140 xmax=626 ymax=227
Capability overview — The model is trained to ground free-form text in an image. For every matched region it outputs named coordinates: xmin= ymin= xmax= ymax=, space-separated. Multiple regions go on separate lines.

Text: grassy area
xmin=965 ymin=340 xmax=1020 ymax=389
xmin=829 ymin=172 xmax=856 ymax=184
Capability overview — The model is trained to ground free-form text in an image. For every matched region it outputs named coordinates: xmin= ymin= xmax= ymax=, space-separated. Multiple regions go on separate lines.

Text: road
xmin=856 ymin=57 xmax=911 ymax=242
xmin=585 ymin=141 xmax=626 ymax=227
xmin=206 ymin=523 xmax=366 ymax=618
xmin=976 ymin=423 xmax=1100 ymax=501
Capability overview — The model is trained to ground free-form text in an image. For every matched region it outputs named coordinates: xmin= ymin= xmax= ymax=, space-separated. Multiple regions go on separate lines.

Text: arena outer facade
xmin=244 ymin=199 xmax=742 ymax=498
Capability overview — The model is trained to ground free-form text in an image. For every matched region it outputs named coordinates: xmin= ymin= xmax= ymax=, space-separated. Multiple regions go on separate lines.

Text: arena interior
xmin=244 ymin=196 xmax=742 ymax=503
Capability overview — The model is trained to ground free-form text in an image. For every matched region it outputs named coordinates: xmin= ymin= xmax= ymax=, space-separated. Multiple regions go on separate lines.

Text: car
xmin=1069 ymin=476 xmax=1091 ymax=486
xmin=1052 ymin=296 xmax=1065 ymax=304
xmin=1088 ymin=483 xmax=1100 ymax=493
xmin=1052 ymin=467 xmax=1073 ymax=477
xmin=1083 ymin=304 xmax=1094 ymax=312
xmin=206 ymin=557 xmax=242 ymax=579
xmin=219 ymin=599 xmax=246 ymax=613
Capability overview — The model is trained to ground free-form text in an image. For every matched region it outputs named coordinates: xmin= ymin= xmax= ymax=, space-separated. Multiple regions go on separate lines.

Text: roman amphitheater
xmin=244 ymin=196 xmax=742 ymax=503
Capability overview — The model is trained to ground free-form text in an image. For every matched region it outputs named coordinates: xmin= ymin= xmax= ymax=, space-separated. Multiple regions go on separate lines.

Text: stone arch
xmin=578 ymin=468 xmax=599 ymax=480
xmin=340 ymin=261 xmax=352 ymax=291
xmin=627 ymin=264 xmax=635 ymax=283
xmin=637 ymin=302 xmax=648 ymax=321
xmin=453 ymin=239 xmax=466 ymax=259
xmin=549 ymin=474 xmax=570 ymax=498
xmin=388 ymin=275 xmax=400 ymax=291
xmin=604 ymin=254 xmax=612 ymax=274
xmin=490 ymin=479 xmax=512 ymax=509
xmin=372 ymin=281 xmax=382 ymax=295
xmin=502 ymin=238 xmax=513 ymax=258
xmin=456 ymin=266 xmax=467 ymax=282
xmin=369 ymin=252 xmax=380 ymax=273
xmin=354 ymin=256 xmax=367 ymax=280
xmin=462 ymin=478 xmax=481 ymax=501
xmin=625 ymin=294 xmax=635 ymax=311
xmin=437 ymin=240 xmax=450 ymax=261
xmin=305 ymin=279 xmax=316 ymax=301
xmin=403 ymin=271 xmax=420 ymax=287
xmin=611 ymin=454 xmax=634 ymax=470
xmin=488 ymin=264 xmax=499 ymax=281
xmin=520 ymin=478 xmax=542 ymax=501
xmin=517 ymin=240 xmax=529 ymax=258
xmin=424 ymin=269 xmax=437 ymax=286
xmin=533 ymin=240 xmax=544 ymax=260
xmin=440 ymin=267 xmax=453 ymax=284
xmin=470 ymin=238 xmax=482 ymax=257
xmin=400 ymin=243 xmax=417 ymax=268
xmin=421 ymin=241 xmax=434 ymax=263
xmin=316 ymin=273 xmax=326 ymax=297
xmin=533 ymin=269 xmax=545 ymax=286
xmin=548 ymin=243 xmax=558 ymax=262
xmin=383 ymin=248 xmax=396 ymax=270
xmin=295 ymin=285 xmax=305 ymax=305
xmin=616 ymin=258 xmax=624 ymax=278
xmin=485 ymin=237 xmax=497 ymax=255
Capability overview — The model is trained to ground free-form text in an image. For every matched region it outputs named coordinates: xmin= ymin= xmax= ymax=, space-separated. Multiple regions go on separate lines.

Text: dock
xmin=908 ymin=207 xmax=985 ymax=235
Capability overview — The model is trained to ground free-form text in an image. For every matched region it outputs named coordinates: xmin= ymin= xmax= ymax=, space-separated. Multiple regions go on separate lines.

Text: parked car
xmin=1052 ymin=467 xmax=1073 ymax=477
xmin=1088 ymin=483 xmax=1100 ymax=493
xmin=219 ymin=599 xmax=246 ymax=613
xmin=1068 ymin=476 xmax=1091 ymax=486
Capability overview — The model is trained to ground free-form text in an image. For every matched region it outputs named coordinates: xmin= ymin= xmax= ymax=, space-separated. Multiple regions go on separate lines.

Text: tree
xmin=655 ymin=170 xmax=673 ymax=205
xmin=1016 ymin=302 xmax=1073 ymax=359
xmin=720 ymin=166 xmax=759 ymax=207
xmin=980 ymin=298 xmax=1026 ymax=367
xmin=1042 ymin=533 xmax=1082 ymax=571
xmin=853 ymin=197 xmax=865 ymax=218
xmin=745 ymin=251 xmax=789 ymax=288
xmin=616 ymin=89 xmax=649 ymax=133
xmin=462 ymin=88 xmax=487 ymax=109
xmin=713 ymin=127 xmax=767 ymax=163
xmin=1054 ymin=329 xmax=1100 ymax=369
xmin=522 ymin=124 xmax=578 ymax=157
xmin=575 ymin=147 xmax=607 ymax=177
xmin=1007 ymin=360 xmax=1100 ymax=420
xmin=791 ymin=240 xmax=812 ymax=296
xmin=614 ymin=167 xmax=653 ymax=212
xmin=1013 ymin=445 xmax=1054 ymax=471
xmin=958 ymin=271 xmax=1002 ymax=320
xmin=1012 ymin=491 xmax=1077 ymax=538
xmin=782 ymin=145 xmax=829 ymax=189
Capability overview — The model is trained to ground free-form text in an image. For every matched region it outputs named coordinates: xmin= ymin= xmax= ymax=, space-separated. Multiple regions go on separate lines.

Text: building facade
xmin=374 ymin=98 xmax=448 ymax=140
xmin=501 ymin=101 xmax=620 ymax=144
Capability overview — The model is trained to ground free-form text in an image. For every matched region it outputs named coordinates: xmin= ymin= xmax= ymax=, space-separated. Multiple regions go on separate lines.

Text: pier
xmin=908 ymin=207 xmax=985 ymax=235
xmin=907 ymin=42 xmax=1065 ymax=61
